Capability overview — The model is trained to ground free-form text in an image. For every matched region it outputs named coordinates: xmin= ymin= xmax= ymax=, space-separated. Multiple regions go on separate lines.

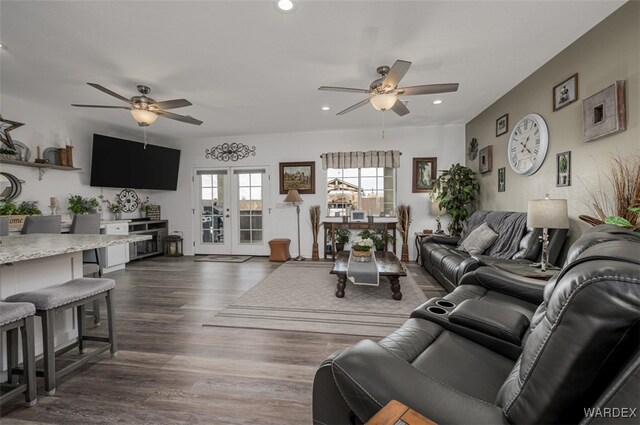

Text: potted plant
xmin=432 ymin=163 xmax=480 ymax=236
xmin=68 ymin=195 xmax=100 ymax=216
xmin=309 ymin=205 xmax=322 ymax=260
xmin=357 ymin=229 xmax=394 ymax=251
xmin=0 ymin=147 xmax=17 ymax=160
xmin=99 ymin=195 xmax=124 ymax=220
xmin=1 ymin=200 xmax=43 ymax=231
xmin=351 ymin=236 xmax=374 ymax=262
xmin=327 ymin=228 xmax=351 ymax=253
xmin=397 ymin=203 xmax=412 ymax=262
xmin=139 ymin=197 xmax=153 ymax=218
xmin=17 ymin=201 xmax=42 ymax=215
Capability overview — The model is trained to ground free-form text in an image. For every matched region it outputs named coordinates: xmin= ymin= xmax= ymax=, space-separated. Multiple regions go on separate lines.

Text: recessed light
xmin=433 ymin=100 xmax=443 ymax=105
xmin=276 ymin=0 xmax=295 ymax=12
xmin=322 ymin=106 xmax=330 ymax=111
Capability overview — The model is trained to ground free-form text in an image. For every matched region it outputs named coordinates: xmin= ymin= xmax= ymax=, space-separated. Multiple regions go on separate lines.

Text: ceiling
xmin=0 ymin=1 xmax=624 ymax=142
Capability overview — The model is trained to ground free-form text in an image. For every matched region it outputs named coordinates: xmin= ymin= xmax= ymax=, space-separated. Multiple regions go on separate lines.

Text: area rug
xmin=203 ymin=262 xmax=429 ymax=337
xmin=194 ymin=255 xmax=252 ymax=263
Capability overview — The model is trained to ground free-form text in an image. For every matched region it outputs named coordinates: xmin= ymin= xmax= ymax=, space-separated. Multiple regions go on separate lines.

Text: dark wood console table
xmin=323 ymin=220 xmax=397 ymax=260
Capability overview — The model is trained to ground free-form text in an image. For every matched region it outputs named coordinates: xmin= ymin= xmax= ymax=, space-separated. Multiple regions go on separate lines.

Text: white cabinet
xmin=101 ymin=222 xmax=129 ymax=273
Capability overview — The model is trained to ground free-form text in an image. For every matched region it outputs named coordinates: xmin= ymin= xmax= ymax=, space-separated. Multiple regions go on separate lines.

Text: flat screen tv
xmin=90 ymin=134 xmax=181 ymax=190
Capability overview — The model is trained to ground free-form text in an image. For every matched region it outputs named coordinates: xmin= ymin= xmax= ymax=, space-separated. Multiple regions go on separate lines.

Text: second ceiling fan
xmin=319 ymin=60 xmax=459 ymax=116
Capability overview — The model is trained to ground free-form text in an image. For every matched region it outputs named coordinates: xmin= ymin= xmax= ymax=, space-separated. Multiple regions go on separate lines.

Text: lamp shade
xmin=527 ymin=198 xmax=569 ymax=229
xmin=284 ymin=189 xmax=303 ymax=204
xmin=130 ymin=108 xmax=159 ymax=126
xmin=429 ymin=199 xmax=446 ymax=216
xmin=370 ymin=94 xmax=397 ymax=111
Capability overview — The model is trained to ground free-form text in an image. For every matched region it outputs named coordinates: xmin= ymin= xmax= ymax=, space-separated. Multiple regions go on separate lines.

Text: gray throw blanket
xmin=460 ymin=211 xmax=527 ymax=259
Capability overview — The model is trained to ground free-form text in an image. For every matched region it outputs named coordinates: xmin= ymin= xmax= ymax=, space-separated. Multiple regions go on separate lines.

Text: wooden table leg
xmin=335 ymin=274 xmax=346 ymax=298
xmin=389 ymin=276 xmax=402 ymax=300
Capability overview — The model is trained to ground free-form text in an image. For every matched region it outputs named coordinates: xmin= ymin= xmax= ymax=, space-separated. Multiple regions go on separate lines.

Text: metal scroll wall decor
xmin=118 ymin=188 xmax=139 ymax=212
xmin=205 ymin=143 xmax=256 ymax=162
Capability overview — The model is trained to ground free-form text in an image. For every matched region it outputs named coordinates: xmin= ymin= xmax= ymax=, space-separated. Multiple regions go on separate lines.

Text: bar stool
xmin=0 ymin=302 xmax=37 ymax=406
xmin=0 ymin=216 xmax=8 ymax=236
xmin=70 ymin=214 xmax=103 ymax=325
xmin=21 ymin=215 xmax=62 ymax=234
xmin=5 ymin=278 xmax=117 ymax=395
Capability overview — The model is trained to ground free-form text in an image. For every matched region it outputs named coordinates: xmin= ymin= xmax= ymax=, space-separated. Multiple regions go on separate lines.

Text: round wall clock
xmin=507 ymin=113 xmax=549 ymax=176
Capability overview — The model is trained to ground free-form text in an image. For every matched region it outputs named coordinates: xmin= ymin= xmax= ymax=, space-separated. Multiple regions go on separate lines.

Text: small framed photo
xmin=553 ymin=73 xmax=579 ymax=111
xmin=498 ymin=167 xmax=506 ymax=192
xmin=350 ymin=210 xmax=366 ymax=222
xmin=583 ymin=80 xmax=627 ymax=142
xmin=412 ymin=157 xmax=437 ymax=193
xmin=496 ymin=114 xmax=509 ymax=137
xmin=279 ymin=161 xmax=316 ymax=194
xmin=478 ymin=145 xmax=493 ymax=174
xmin=556 ymin=151 xmax=571 ymax=187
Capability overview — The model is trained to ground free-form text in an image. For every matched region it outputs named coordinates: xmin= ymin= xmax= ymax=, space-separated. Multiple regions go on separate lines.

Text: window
xmin=327 ymin=168 xmax=395 ymax=217
xmin=238 ymin=172 xmax=263 ymax=244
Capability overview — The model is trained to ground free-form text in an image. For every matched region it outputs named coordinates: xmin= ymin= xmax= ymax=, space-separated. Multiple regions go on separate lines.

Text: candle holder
xmin=50 ymin=206 xmax=57 ymax=216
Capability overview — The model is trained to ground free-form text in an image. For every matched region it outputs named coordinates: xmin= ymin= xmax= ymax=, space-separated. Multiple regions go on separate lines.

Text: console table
xmin=323 ymin=220 xmax=397 ymax=260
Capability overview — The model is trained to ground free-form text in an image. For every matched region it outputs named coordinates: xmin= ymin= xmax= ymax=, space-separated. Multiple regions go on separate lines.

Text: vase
xmin=311 ymin=243 xmax=319 ymax=261
xmin=113 ymin=212 xmax=122 ymax=221
xmin=141 ymin=211 xmax=148 ymax=219
xmin=352 ymin=249 xmax=372 ymax=263
xmin=401 ymin=244 xmax=409 ymax=262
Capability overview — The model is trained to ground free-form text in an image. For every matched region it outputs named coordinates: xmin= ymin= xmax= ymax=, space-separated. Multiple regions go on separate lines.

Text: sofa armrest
xmin=458 ymin=267 xmax=547 ymax=305
xmin=427 ymin=235 xmax=460 ymax=245
xmin=449 ymin=300 xmax=530 ymax=345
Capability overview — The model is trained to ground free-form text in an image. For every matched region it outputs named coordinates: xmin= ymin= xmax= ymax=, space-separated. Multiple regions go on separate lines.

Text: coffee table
xmin=330 ymin=251 xmax=407 ymax=300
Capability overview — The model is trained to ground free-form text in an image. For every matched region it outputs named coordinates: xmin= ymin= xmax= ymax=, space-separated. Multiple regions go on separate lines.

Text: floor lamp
xmin=284 ymin=189 xmax=304 ymax=261
xmin=527 ymin=195 xmax=569 ymax=272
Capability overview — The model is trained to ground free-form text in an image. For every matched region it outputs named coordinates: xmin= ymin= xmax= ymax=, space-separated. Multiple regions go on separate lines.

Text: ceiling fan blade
xmin=86 ymin=83 xmax=131 ymax=103
xmin=154 ymin=99 xmax=192 ymax=110
xmin=318 ymin=86 xmax=371 ymax=94
xmin=382 ymin=60 xmax=411 ymax=90
xmin=397 ymin=83 xmax=459 ymax=96
xmin=392 ymin=101 xmax=410 ymax=117
xmin=71 ymin=104 xmax=130 ymax=109
xmin=156 ymin=110 xmax=203 ymax=125
xmin=336 ymin=98 xmax=371 ymax=115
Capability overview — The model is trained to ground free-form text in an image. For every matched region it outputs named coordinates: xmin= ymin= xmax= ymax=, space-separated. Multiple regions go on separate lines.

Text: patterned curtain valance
xmin=321 ymin=150 xmax=401 ymax=170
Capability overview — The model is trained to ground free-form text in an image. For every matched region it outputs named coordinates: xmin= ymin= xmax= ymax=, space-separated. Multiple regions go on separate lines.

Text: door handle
xmin=225 ymin=214 xmax=230 ymax=218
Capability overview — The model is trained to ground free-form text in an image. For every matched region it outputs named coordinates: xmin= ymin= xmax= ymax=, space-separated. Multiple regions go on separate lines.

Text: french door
xmin=194 ymin=166 xmax=270 ymax=255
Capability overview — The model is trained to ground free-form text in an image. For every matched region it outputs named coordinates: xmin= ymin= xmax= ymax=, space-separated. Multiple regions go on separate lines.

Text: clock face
xmin=507 ymin=113 xmax=549 ymax=176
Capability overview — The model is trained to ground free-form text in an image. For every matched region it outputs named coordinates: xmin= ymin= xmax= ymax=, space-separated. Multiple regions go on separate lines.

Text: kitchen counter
xmin=0 ymin=233 xmax=151 ymax=264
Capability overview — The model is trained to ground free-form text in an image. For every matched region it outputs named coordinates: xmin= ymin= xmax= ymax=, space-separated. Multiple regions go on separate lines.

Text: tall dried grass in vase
xmin=397 ymin=203 xmax=412 ymax=262
xmin=309 ymin=205 xmax=321 ymax=260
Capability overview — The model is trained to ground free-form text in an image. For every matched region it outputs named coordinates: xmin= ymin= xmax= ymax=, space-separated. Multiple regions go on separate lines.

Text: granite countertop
xmin=0 ymin=234 xmax=152 ymax=264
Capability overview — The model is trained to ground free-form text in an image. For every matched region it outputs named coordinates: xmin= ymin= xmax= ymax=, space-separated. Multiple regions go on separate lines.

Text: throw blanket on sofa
xmin=460 ymin=211 xmax=527 ymax=259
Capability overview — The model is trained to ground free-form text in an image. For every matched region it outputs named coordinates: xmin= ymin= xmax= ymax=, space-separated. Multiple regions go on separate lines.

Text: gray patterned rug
xmin=203 ymin=262 xmax=430 ymax=337
xmin=194 ymin=255 xmax=252 ymax=263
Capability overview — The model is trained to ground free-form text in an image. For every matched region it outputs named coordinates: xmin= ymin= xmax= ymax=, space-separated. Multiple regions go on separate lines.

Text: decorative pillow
xmin=458 ymin=223 xmax=498 ymax=255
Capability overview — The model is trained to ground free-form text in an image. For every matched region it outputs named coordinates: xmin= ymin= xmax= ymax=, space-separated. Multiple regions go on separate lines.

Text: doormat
xmin=193 ymin=255 xmax=252 ymax=263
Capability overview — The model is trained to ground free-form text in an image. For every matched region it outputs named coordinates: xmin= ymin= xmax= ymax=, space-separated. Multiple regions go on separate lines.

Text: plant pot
xmin=401 ymin=244 xmax=410 ymax=262
xmin=311 ymin=243 xmax=319 ymax=261
xmin=336 ymin=243 xmax=345 ymax=252
xmin=112 ymin=212 xmax=122 ymax=221
xmin=352 ymin=249 xmax=372 ymax=262
xmin=141 ymin=211 xmax=148 ymax=219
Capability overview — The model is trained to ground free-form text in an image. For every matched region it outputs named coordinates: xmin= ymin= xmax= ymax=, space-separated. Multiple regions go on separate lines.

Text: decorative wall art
xmin=467 ymin=138 xmax=478 ymax=160
xmin=553 ymin=73 xmax=579 ymax=111
xmin=279 ymin=161 xmax=316 ymax=194
xmin=0 ymin=115 xmax=24 ymax=150
xmin=556 ymin=151 xmax=571 ymax=187
xmin=479 ymin=145 xmax=493 ymax=173
xmin=412 ymin=157 xmax=437 ymax=193
xmin=498 ymin=167 xmax=506 ymax=192
xmin=582 ymin=80 xmax=627 ymax=142
xmin=205 ymin=143 xmax=256 ymax=162
xmin=118 ymin=189 xmax=139 ymax=212
xmin=496 ymin=114 xmax=509 ymax=137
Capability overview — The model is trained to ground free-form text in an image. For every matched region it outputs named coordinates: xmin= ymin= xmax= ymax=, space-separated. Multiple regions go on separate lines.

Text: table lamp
xmin=284 ymin=189 xmax=304 ymax=261
xmin=527 ymin=195 xmax=569 ymax=272
xmin=429 ymin=198 xmax=446 ymax=234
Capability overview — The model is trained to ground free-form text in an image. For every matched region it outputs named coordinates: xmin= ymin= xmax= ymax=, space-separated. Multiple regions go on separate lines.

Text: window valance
xmin=320 ymin=150 xmax=401 ymax=170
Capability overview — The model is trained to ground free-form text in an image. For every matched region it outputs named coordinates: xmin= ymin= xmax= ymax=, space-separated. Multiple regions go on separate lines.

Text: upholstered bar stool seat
xmin=0 ymin=302 xmax=37 ymax=407
xmin=268 ymin=239 xmax=291 ymax=262
xmin=5 ymin=278 xmax=118 ymax=395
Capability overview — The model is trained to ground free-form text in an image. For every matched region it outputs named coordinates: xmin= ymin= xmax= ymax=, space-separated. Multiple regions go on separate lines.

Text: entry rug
xmin=203 ymin=262 xmax=429 ymax=337
xmin=194 ymin=255 xmax=252 ymax=263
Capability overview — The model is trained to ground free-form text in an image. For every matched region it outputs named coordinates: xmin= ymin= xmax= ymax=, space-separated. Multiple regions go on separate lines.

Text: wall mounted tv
xmin=90 ymin=134 xmax=181 ymax=190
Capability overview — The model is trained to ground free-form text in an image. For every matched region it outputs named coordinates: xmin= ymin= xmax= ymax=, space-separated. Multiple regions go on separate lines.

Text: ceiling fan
xmin=72 ymin=83 xmax=203 ymax=126
xmin=319 ymin=60 xmax=459 ymax=116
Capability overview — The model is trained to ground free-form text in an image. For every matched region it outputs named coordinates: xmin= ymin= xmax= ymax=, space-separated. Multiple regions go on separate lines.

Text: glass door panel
xmin=195 ymin=169 xmax=230 ymax=254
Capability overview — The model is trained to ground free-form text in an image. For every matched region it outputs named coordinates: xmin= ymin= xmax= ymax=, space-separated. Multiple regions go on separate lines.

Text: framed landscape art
xmin=412 ymin=157 xmax=437 ymax=193
xmin=279 ymin=161 xmax=315 ymax=194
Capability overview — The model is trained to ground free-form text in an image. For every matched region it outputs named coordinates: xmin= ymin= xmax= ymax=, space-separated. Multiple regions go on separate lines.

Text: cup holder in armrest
xmin=427 ymin=306 xmax=448 ymax=315
xmin=435 ymin=300 xmax=455 ymax=308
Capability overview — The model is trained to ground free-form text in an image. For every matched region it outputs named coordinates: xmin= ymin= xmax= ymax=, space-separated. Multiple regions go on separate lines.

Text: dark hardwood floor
xmin=1 ymin=256 xmax=444 ymax=424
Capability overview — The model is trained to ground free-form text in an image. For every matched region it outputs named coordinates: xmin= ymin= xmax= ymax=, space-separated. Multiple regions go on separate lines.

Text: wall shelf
xmin=0 ymin=158 xmax=81 ymax=180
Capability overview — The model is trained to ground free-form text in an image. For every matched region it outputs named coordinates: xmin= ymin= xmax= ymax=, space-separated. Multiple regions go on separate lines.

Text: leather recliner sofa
xmin=312 ymin=227 xmax=640 ymax=424
xmin=421 ymin=210 xmax=567 ymax=292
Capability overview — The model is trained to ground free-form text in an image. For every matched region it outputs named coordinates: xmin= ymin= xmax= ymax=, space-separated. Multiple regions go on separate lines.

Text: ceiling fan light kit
xmin=370 ymin=93 xmax=397 ymax=111
xmin=130 ymin=108 xmax=158 ymax=126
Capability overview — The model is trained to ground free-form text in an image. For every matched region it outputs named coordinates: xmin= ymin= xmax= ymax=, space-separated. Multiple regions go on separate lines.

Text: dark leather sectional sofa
xmin=313 ymin=225 xmax=640 ymax=424
xmin=421 ymin=210 xmax=568 ymax=292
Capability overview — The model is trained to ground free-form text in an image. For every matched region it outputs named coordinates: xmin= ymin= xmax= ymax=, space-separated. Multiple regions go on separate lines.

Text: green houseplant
xmin=432 ymin=163 xmax=480 ymax=236
xmin=139 ymin=197 xmax=153 ymax=218
xmin=16 ymin=201 xmax=42 ymax=215
xmin=99 ymin=195 xmax=124 ymax=220
xmin=357 ymin=229 xmax=395 ymax=251
xmin=68 ymin=194 xmax=100 ymax=215
xmin=327 ymin=228 xmax=351 ymax=253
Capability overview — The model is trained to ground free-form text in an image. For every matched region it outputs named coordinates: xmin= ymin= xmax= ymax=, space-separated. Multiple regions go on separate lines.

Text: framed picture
xmin=498 ymin=167 xmax=506 ymax=192
xmin=412 ymin=157 xmax=437 ymax=193
xmin=556 ymin=151 xmax=571 ymax=187
xmin=496 ymin=114 xmax=509 ymax=137
xmin=553 ymin=73 xmax=579 ymax=111
xmin=279 ymin=161 xmax=315 ymax=194
xmin=583 ymin=80 xmax=627 ymax=142
xmin=479 ymin=145 xmax=493 ymax=173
